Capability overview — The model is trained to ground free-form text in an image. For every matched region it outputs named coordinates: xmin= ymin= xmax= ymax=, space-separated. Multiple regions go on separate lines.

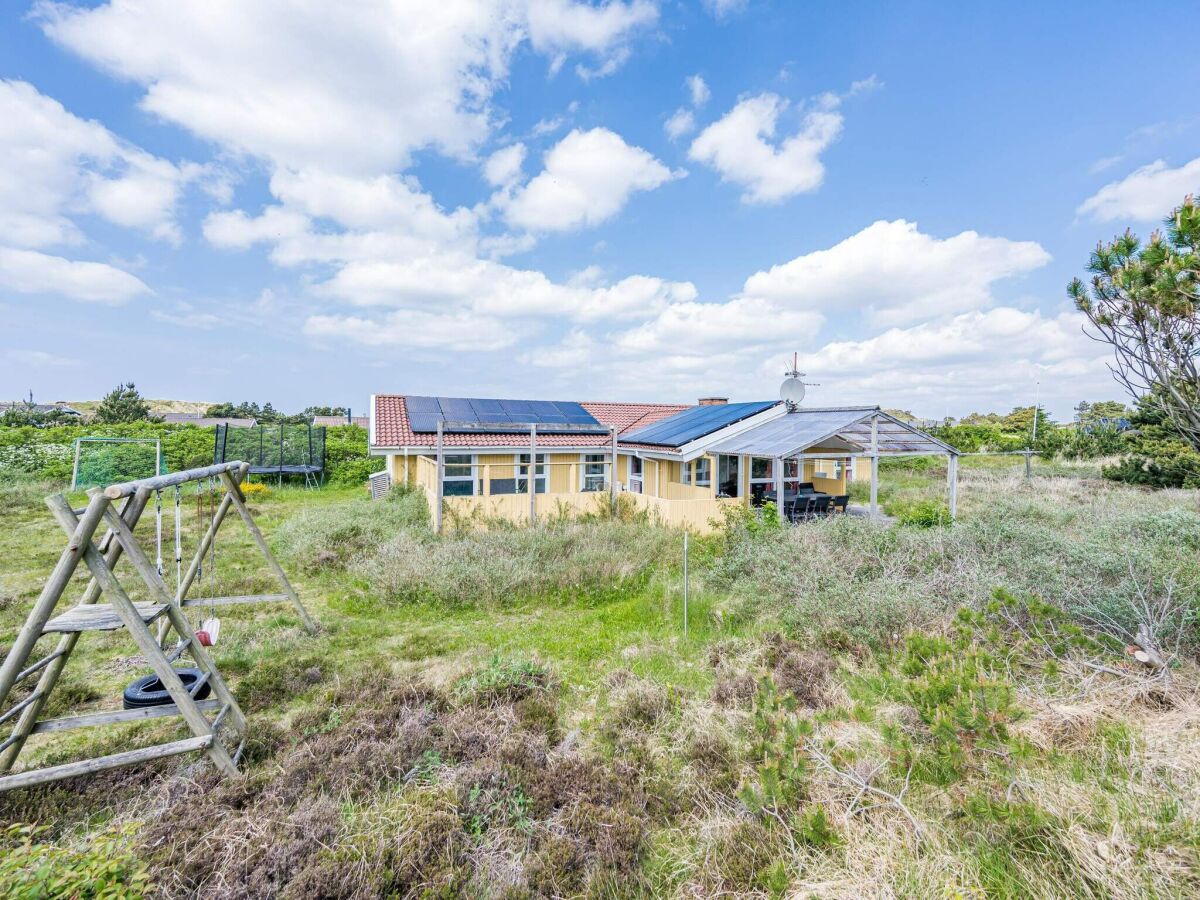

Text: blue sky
xmin=2 ymin=0 xmax=1198 ymax=419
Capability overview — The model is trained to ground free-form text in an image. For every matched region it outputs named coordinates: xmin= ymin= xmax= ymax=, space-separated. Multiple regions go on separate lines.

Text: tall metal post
xmin=869 ymin=415 xmax=879 ymax=519
xmin=610 ymin=426 xmax=618 ymax=512
xmin=529 ymin=424 xmax=537 ymax=526
xmin=682 ymin=530 xmax=689 ymax=641
xmin=435 ymin=420 xmax=444 ymax=535
xmin=947 ymin=453 xmax=958 ymax=521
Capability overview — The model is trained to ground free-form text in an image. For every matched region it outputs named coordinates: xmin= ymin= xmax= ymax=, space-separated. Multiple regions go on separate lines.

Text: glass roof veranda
xmin=705 ymin=406 xmax=960 ymax=520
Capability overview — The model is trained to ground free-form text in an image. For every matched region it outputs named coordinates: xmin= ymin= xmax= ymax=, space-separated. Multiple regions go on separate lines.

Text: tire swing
xmin=122 ymin=482 xmax=220 ymax=709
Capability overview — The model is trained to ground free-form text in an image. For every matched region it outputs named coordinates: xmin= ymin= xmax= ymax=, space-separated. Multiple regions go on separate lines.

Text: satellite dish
xmin=780 ymin=376 xmax=806 ymax=406
xmin=779 ymin=353 xmax=818 ymax=411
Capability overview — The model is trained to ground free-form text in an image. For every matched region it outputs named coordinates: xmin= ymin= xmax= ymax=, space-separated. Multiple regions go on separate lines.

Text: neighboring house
xmin=312 ymin=414 xmax=370 ymax=429
xmin=370 ymin=393 xmax=958 ymax=531
xmin=161 ymin=413 xmax=257 ymax=427
xmin=1 ymin=401 xmax=82 ymax=417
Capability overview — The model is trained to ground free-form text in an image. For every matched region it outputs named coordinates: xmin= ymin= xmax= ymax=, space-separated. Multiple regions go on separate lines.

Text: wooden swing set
xmin=0 ymin=461 xmax=316 ymax=793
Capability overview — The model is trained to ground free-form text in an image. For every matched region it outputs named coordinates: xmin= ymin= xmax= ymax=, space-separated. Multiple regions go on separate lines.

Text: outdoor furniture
xmin=809 ymin=495 xmax=831 ymax=519
xmin=830 ymin=494 xmax=849 ymax=514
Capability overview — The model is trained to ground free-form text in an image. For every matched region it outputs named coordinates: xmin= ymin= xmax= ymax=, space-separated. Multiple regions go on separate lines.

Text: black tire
xmin=123 ymin=668 xmax=211 ymax=709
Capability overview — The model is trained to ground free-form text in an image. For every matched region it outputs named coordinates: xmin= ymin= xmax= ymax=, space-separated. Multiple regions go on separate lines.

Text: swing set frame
xmin=0 ymin=461 xmax=316 ymax=793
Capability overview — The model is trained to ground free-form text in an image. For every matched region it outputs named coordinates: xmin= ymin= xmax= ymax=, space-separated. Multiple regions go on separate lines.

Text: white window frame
xmin=442 ymin=453 xmax=476 ymax=497
xmin=694 ymin=455 xmax=712 ymax=488
xmin=629 ymin=456 xmax=643 ymax=494
xmin=516 ymin=452 xmax=547 ymax=494
xmin=681 ymin=460 xmax=692 ymax=485
xmin=580 ymin=453 xmax=607 ymax=492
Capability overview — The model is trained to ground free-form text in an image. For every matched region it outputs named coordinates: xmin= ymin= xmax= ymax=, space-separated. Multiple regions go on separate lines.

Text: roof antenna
xmin=779 ymin=353 xmax=818 ymax=412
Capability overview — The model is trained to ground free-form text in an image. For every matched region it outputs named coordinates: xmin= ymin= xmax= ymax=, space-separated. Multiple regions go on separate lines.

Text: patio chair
xmin=791 ymin=495 xmax=817 ymax=522
xmin=830 ymin=494 xmax=849 ymax=514
xmin=809 ymin=495 xmax=831 ymax=519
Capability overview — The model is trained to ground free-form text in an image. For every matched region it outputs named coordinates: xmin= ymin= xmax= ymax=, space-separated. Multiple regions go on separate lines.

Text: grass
xmin=0 ymin=462 xmax=1199 ymax=897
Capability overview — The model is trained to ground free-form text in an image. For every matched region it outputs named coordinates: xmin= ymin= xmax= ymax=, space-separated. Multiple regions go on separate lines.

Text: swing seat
xmin=196 ymin=617 xmax=221 ymax=646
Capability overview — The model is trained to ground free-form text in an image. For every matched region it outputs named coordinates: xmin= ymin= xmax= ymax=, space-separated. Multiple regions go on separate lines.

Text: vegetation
xmin=204 ymin=401 xmax=348 ymax=424
xmin=1 ymin=456 xmax=1198 ymax=896
xmin=93 ymin=383 xmax=155 ymax=425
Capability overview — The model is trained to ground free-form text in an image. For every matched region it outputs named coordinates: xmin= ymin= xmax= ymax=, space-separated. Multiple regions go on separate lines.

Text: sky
xmin=1 ymin=1 xmax=1199 ymax=420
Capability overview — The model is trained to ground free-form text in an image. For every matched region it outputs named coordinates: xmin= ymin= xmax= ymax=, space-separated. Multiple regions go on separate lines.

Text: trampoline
xmin=214 ymin=424 xmax=326 ymax=486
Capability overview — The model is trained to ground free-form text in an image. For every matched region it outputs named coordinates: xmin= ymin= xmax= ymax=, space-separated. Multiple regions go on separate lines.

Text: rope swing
xmin=193 ymin=478 xmax=220 ymax=647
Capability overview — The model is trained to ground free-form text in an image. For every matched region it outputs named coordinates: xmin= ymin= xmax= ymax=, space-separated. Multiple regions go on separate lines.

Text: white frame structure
xmin=72 ymin=437 xmax=161 ymax=490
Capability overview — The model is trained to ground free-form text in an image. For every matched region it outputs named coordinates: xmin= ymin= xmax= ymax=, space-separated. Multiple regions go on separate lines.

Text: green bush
xmin=0 ymin=823 xmax=149 ymax=899
xmin=324 ymin=425 xmax=386 ymax=485
xmin=894 ymin=498 xmax=951 ymax=528
xmin=1102 ymin=451 xmax=1200 ymax=489
xmin=274 ymin=488 xmax=429 ymax=572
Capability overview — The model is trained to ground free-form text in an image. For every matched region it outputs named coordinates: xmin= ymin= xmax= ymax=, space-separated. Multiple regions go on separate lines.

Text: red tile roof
xmin=371 ymin=395 xmax=692 ymax=449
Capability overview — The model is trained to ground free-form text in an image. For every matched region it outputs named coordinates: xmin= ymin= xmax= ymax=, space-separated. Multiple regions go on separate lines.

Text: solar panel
xmin=405 ymin=396 xmax=607 ymax=434
xmin=622 ymin=401 xmax=777 ymax=447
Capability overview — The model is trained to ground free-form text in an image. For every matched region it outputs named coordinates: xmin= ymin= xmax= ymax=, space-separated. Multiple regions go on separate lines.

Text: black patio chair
xmin=791 ymin=495 xmax=817 ymax=522
xmin=809 ymin=495 xmax=831 ymax=519
xmin=830 ymin=494 xmax=849 ymax=514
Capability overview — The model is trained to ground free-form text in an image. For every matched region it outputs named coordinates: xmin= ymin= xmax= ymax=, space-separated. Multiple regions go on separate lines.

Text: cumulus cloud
xmin=688 ymin=93 xmax=842 ymax=203
xmin=701 ymin=0 xmax=748 ymax=19
xmin=1076 ymin=157 xmax=1200 ymax=223
xmin=740 ymin=219 xmax=1051 ymax=326
xmin=0 ymin=246 xmax=150 ymax=304
xmin=305 ymin=310 xmax=519 ymax=351
xmin=39 ymin=1 xmax=659 ymax=173
xmin=664 ymin=108 xmax=696 ymax=140
xmin=484 ymin=144 xmax=528 ymax=187
xmin=687 ymin=74 xmax=710 ymax=107
xmin=503 ymin=128 xmax=680 ymax=232
xmin=0 ymin=79 xmax=193 ymax=247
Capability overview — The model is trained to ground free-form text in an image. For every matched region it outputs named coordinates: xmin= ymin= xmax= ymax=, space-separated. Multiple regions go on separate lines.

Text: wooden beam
xmin=0 ymin=492 xmax=147 ymax=773
xmin=0 ymin=493 xmax=108 ymax=715
xmin=529 ymin=424 xmax=537 ymax=526
xmin=216 ymin=471 xmax=317 ymax=634
xmin=947 ymin=454 xmax=958 ymax=521
xmin=47 ymin=496 xmax=237 ymax=776
xmin=0 ymin=735 xmax=212 ymax=793
xmin=869 ymin=416 xmax=879 ymax=519
xmin=435 ymin=420 xmax=444 ymax=535
xmin=103 ymin=462 xmax=243 ymax=499
xmin=32 ymin=699 xmax=223 ymax=735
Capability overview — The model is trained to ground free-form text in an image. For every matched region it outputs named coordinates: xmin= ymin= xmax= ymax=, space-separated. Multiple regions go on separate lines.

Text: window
xmin=694 ymin=456 xmax=711 ymax=487
xmin=580 ymin=453 xmax=607 ymax=492
xmin=717 ymin=454 xmax=739 ymax=497
xmin=681 ymin=460 xmax=692 ymax=485
xmin=629 ymin=456 xmax=643 ymax=494
xmin=442 ymin=454 xmax=475 ymax=496
xmin=749 ymin=456 xmax=774 ymax=504
xmin=516 ymin=453 xmax=547 ymax=494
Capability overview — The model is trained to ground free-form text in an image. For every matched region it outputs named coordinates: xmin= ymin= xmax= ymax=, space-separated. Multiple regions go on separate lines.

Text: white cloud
xmin=740 ymin=219 xmax=1051 ymax=326
xmin=305 ymin=310 xmax=518 ymax=351
xmin=484 ymin=143 xmax=528 ymax=188
xmin=664 ymin=108 xmax=695 ymax=141
xmin=527 ymin=0 xmax=657 ymax=69
xmin=1076 ymin=157 xmax=1200 ymax=223
xmin=504 ymin=127 xmax=680 ymax=232
xmin=202 ymin=206 xmax=310 ymax=251
xmin=151 ymin=303 xmax=222 ymax=329
xmin=0 ymin=79 xmax=192 ymax=247
xmin=686 ymin=74 xmax=710 ymax=107
xmin=688 ymin=93 xmax=842 ymax=203
xmin=5 ymin=349 xmax=80 ymax=367
xmin=39 ymin=1 xmax=659 ymax=173
xmin=702 ymin=0 xmax=748 ymax=19
xmin=0 ymin=246 xmax=150 ymax=304
xmin=613 ymin=295 xmax=824 ymax=356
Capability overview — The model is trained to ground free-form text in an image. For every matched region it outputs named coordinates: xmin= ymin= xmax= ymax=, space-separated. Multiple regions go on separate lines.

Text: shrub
xmin=1102 ymin=452 xmax=1200 ymax=489
xmin=239 ymin=482 xmax=271 ymax=498
xmin=0 ymin=823 xmax=149 ymax=899
xmin=357 ymin=518 xmax=674 ymax=607
xmin=894 ymin=498 xmax=951 ymax=528
xmin=274 ymin=488 xmax=429 ymax=573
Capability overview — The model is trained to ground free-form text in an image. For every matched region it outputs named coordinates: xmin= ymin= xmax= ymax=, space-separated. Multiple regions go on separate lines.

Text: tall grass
xmin=273 ymin=488 xmax=429 ymax=573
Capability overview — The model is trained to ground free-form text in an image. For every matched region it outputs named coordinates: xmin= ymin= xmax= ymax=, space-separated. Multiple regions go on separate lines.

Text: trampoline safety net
xmin=214 ymin=424 xmax=326 ymax=483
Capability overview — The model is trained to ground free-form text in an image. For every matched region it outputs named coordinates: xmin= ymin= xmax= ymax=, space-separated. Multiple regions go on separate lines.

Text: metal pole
xmin=948 ymin=453 xmax=958 ymax=521
xmin=869 ymin=415 xmax=879 ymax=519
xmin=682 ymin=530 xmax=689 ymax=641
xmin=529 ymin=424 xmax=537 ymax=525
xmin=610 ymin=426 xmax=618 ymax=512
xmin=435 ymin=420 xmax=444 ymax=535
xmin=71 ymin=439 xmax=80 ymax=491
xmin=1024 ymin=450 xmax=1033 ymax=479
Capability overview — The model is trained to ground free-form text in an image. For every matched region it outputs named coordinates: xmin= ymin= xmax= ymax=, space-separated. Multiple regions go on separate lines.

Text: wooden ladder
xmin=0 ymin=462 xmax=312 ymax=792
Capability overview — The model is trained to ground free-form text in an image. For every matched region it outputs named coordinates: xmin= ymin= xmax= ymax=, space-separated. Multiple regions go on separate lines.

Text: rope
xmin=173 ymin=485 xmax=182 ymax=596
xmin=154 ymin=489 xmax=163 ymax=578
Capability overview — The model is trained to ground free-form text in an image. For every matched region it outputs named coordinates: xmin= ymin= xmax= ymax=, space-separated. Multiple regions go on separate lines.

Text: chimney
xmin=698 ymin=397 xmax=728 ymax=406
